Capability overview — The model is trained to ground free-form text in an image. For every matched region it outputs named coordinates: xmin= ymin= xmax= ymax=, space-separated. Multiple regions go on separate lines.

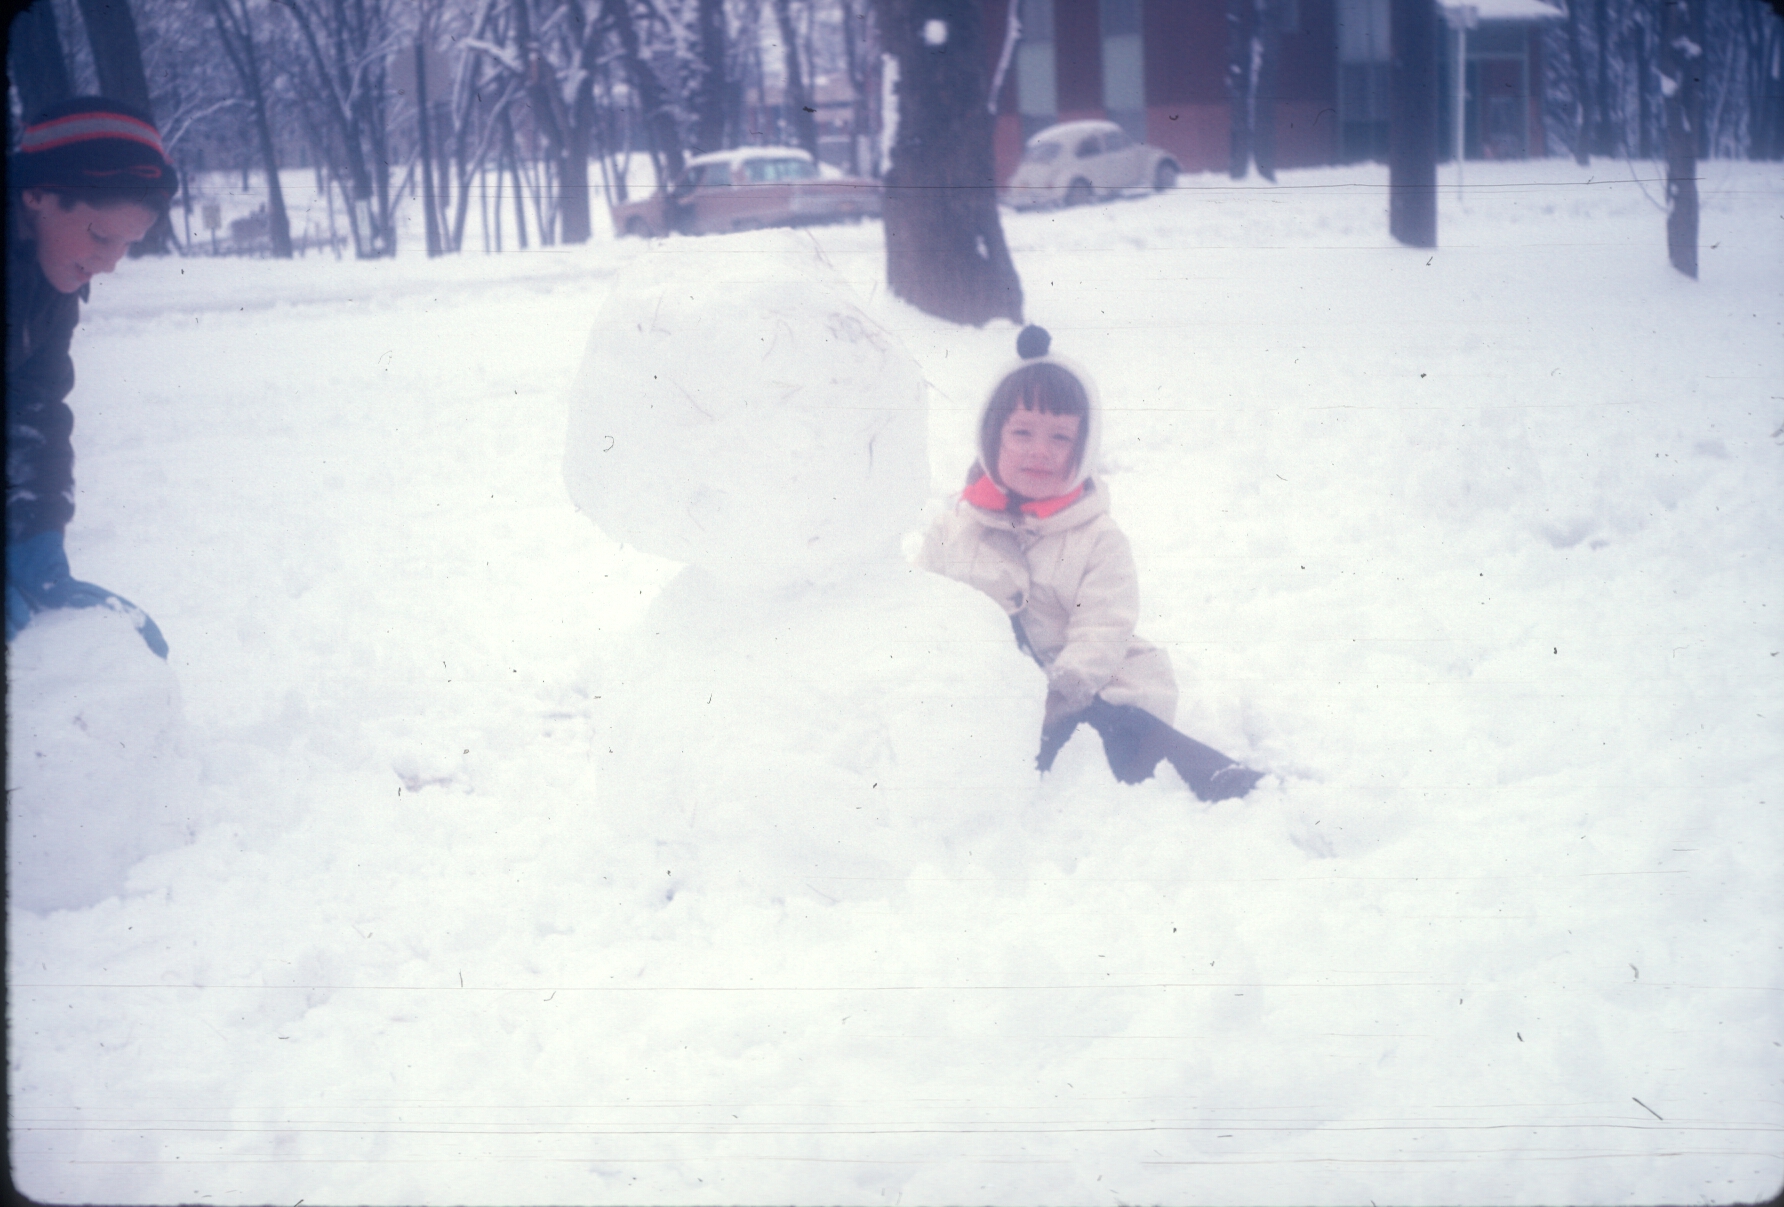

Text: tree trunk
xmin=501 ymin=109 xmax=529 ymax=249
xmin=248 ymin=101 xmax=295 ymax=257
xmin=841 ymin=0 xmax=875 ymax=175
xmin=772 ymin=0 xmax=819 ymax=158
xmin=560 ymin=78 xmax=598 ymax=243
xmin=1662 ymin=0 xmax=1702 ymax=277
xmin=1252 ymin=0 xmax=1279 ymax=181
xmin=363 ymin=54 xmax=395 ymax=255
xmin=506 ymin=0 xmax=576 ymax=244
xmin=416 ymin=41 xmax=442 ymax=256
xmin=694 ymin=0 xmax=729 ymax=153
xmin=206 ymin=0 xmax=294 ymax=258
xmin=1759 ymin=3 xmax=1784 ymax=159
xmin=874 ymin=0 xmax=1023 ymax=326
xmin=75 ymin=0 xmax=152 ymax=111
xmin=9 ymin=2 xmax=74 ymax=122
xmin=274 ymin=0 xmax=396 ymax=257
xmin=1591 ymin=0 xmax=1615 ymax=154
xmin=1388 ymin=0 xmax=1437 ymax=248
xmin=1565 ymin=0 xmax=1593 ymax=164
xmin=1634 ymin=7 xmax=1654 ymax=159
xmin=605 ymin=0 xmax=685 ymax=183
xmin=1226 ymin=0 xmax=1253 ymax=177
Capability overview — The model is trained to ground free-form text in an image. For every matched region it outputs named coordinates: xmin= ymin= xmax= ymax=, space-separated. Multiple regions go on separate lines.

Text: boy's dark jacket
xmin=6 ymin=222 xmax=81 ymax=543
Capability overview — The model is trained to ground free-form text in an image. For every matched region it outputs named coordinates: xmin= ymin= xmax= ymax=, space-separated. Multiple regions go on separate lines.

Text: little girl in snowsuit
xmin=920 ymin=326 xmax=1261 ymax=802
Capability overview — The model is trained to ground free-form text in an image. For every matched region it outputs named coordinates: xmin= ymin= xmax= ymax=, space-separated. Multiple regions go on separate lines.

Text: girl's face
xmin=996 ymin=404 xmax=1081 ymax=498
xmin=21 ymin=189 xmax=156 ymax=294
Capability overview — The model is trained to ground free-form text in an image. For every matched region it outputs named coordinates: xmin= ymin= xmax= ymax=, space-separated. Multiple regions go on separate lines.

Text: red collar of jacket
xmin=962 ymin=470 xmax=1085 ymax=519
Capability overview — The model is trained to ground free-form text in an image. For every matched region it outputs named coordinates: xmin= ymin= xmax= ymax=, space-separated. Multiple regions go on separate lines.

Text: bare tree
xmin=873 ymin=0 xmax=1022 ymax=326
xmin=204 ymin=0 xmax=294 ymax=257
xmin=275 ymin=0 xmax=400 ymax=256
xmin=604 ymin=0 xmax=686 ymax=182
xmin=1388 ymin=0 xmax=1437 ymax=248
xmin=1562 ymin=0 xmax=1594 ymax=163
xmin=74 ymin=0 xmax=152 ymax=111
xmin=9 ymin=1 xmax=75 ymax=122
xmin=1745 ymin=0 xmax=1784 ymax=158
xmin=839 ymin=0 xmax=876 ymax=174
xmin=770 ymin=0 xmax=819 ymax=157
xmin=1662 ymin=0 xmax=1704 ymax=276
xmin=691 ymin=0 xmax=729 ymax=152
xmin=1225 ymin=0 xmax=1281 ymax=181
xmin=1591 ymin=0 xmax=1617 ymax=152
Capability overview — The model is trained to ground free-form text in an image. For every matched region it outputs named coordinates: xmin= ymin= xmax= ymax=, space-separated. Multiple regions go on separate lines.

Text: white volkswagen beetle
xmin=1002 ymin=119 xmax=1181 ymax=209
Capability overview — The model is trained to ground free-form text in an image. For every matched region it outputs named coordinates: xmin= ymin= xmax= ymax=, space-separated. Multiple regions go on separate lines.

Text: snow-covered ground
xmin=7 ymin=160 xmax=1782 ymax=1206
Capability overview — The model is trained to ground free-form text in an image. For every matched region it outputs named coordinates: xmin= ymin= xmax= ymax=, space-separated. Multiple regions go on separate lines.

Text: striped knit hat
xmin=9 ymin=96 xmax=177 ymax=202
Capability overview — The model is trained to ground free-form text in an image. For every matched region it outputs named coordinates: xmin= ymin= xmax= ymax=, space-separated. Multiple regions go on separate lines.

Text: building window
xmin=1101 ymin=0 xmax=1144 ymax=144
xmin=1336 ymin=0 xmax=1391 ymax=161
xmin=1017 ymin=0 xmax=1058 ymax=140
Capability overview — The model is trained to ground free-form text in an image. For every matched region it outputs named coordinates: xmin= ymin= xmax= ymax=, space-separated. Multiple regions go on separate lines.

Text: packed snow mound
xmin=563 ymin=230 xmax=928 ymax=586
xmin=5 ymin=608 xmax=203 ymax=913
xmin=591 ymin=564 xmax=1048 ymax=886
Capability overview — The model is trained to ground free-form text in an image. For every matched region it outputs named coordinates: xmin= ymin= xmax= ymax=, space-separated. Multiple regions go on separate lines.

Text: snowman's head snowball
xmin=563 ymin=234 xmax=929 ymax=587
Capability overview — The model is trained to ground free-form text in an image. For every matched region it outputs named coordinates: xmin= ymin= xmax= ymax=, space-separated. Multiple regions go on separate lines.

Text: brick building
xmin=986 ymin=0 xmax=1561 ymax=183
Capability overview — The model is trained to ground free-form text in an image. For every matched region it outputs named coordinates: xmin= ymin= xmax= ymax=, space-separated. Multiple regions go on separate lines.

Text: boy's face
xmin=997 ymin=404 xmax=1081 ymax=498
xmin=22 ymin=190 xmax=157 ymax=294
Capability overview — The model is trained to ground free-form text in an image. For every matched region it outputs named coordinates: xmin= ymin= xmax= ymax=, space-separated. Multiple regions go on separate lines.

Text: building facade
xmin=989 ymin=0 xmax=1557 ymax=182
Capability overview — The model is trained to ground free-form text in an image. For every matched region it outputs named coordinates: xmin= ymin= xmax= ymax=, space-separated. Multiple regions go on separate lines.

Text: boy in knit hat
xmin=920 ymin=326 xmax=1263 ymax=802
xmin=7 ymin=97 xmax=179 ymax=656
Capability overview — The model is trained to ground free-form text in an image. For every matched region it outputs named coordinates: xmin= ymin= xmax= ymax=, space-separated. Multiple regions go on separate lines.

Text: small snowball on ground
xmin=6 ymin=608 xmax=201 ymax=913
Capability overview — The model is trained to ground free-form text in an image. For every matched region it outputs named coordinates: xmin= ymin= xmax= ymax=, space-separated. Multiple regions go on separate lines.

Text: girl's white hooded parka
xmin=917 ymin=352 xmax=1178 ymax=726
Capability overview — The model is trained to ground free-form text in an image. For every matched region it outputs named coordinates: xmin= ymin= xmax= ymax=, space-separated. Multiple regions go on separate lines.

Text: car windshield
xmin=743 ymin=157 xmax=818 ymax=183
xmin=1022 ymin=142 xmax=1062 ymax=165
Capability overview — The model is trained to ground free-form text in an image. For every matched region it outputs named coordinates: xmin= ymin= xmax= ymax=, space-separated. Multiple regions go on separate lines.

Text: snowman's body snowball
xmin=564 ymin=233 xmax=928 ymax=588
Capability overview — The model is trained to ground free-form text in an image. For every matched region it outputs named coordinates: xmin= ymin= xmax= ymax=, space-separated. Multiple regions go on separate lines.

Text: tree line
xmin=1544 ymin=0 xmax=1784 ymax=162
xmin=8 ymin=0 xmax=1781 ymax=266
xmin=7 ymin=0 xmax=882 ymax=258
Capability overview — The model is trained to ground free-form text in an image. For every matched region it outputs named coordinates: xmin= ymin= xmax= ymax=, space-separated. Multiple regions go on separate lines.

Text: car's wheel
xmin=1153 ymin=160 xmax=1180 ymax=192
xmin=1063 ymin=177 xmax=1093 ymax=207
xmin=625 ymin=217 xmax=651 ymax=238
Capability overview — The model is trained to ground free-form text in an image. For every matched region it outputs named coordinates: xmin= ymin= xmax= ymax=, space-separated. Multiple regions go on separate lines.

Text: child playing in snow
xmin=6 ymin=97 xmax=177 ymax=656
xmin=919 ymin=326 xmax=1261 ymax=802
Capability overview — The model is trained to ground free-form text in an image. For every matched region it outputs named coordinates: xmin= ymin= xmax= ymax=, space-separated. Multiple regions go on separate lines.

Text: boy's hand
xmin=6 ymin=530 xmax=169 ymax=658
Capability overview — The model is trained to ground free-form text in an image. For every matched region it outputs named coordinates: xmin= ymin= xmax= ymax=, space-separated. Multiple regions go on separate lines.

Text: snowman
xmin=561 ymin=232 xmax=1042 ymax=884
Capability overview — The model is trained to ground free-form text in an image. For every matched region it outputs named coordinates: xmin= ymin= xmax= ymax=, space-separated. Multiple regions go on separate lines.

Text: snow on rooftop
xmin=1440 ymin=0 xmax=1565 ymax=21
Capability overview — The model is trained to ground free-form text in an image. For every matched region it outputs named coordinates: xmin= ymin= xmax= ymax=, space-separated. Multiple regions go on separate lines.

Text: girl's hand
xmin=1045 ymin=662 xmax=1099 ymax=715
